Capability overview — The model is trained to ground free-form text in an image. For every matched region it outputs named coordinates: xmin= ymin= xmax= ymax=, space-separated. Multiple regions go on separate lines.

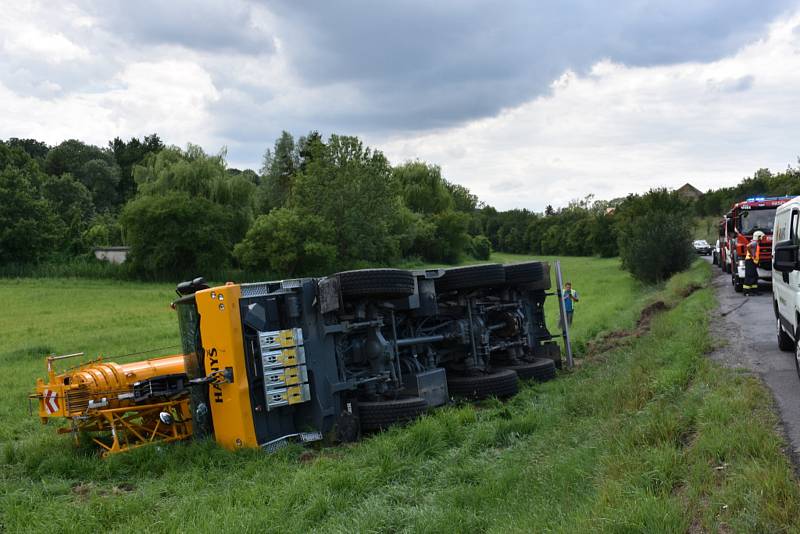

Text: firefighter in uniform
xmin=743 ymin=230 xmax=765 ymax=296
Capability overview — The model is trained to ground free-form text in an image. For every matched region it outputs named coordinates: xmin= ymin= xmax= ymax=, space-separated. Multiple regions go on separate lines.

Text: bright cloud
xmin=0 ymin=60 xmax=219 ymax=147
xmin=378 ymin=13 xmax=800 ymax=210
xmin=3 ymin=28 xmax=89 ymax=63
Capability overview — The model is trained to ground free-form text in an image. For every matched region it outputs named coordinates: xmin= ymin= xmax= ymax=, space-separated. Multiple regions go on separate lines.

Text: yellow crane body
xmin=32 ymin=353 xmax=192 ymax=456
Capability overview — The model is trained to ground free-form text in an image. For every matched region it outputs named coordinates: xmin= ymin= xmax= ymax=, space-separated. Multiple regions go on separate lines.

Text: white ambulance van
xmin=772 ymin=196 xmax=800 ymax=375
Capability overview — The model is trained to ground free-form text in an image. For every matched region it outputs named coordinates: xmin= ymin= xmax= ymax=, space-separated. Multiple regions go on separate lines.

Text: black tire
xmin=504 ymin=261 xmax=551 ymax=290
xmin=498 ymin=358 xmax=556 ymax=382
xmin=447 ymin=368 xmax=519 ymax=399
xmin=504 ymin=262 xmax=545 ymax=284
xmin=778 ymin=316 xmax=793 ymax=352
xmin=794 ymin=335 xmax=800 ymax=381
xmin=435 ymin=264 xmax=506 ymax=292
xmin=336 ymin=269 xmax=415 ymax=299
xmin=358 ymin=396 xmax=428 ymax=431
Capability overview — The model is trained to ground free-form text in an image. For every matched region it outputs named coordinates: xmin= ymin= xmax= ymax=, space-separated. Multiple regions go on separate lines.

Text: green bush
xmin=289 ymin=135 xmax=405 ymax=266
xmin=589 ymin=212 xmax=618 ymax=257
xmin=616 ymin=188 xmax=694 ymax=283
xmin=470 ymin=235 xmax=492 ymax=260
xmin=83 ymin=213 xmax=123 ymax=248
xmin=121 ymin=192 xmax=234 ymax=278
xmin=233 ymin=207 xmax=338 ymax=276
xmin=0 ymin=167 xmax=63 ymax=263
xmin=40 ymin=173 xmax=94 ymax=254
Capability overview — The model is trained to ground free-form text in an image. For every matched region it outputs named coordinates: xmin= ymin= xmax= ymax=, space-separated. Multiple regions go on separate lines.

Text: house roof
xmin=676 ymin=183 xmax=702 ymax=198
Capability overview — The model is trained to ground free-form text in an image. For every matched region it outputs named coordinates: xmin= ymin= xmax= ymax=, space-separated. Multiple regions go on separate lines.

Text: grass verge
xmin=1 ymin=259 xmax=799 ymax=532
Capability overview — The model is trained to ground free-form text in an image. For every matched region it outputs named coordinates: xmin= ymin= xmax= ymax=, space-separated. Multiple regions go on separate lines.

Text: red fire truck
xmin=725 ymin=196 xmax=793 ymax=292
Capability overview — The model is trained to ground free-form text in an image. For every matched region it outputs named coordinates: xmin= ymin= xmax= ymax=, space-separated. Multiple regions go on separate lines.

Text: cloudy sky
xmin=2 ymin=1 xmax=800 ymax=210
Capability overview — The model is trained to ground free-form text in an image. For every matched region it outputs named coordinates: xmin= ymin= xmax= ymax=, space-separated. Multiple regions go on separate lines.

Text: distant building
xmin=93 ymin=246 xmax=130 ymax=264
xmin=676 ymin=183 xmax=703 ymax=200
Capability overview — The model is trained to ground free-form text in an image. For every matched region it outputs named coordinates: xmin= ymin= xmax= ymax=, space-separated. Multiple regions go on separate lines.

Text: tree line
xmin=693 ymin=166 xmax=800 ymax=218
xmin=0 ymin=132 xmax=491 ymax=278
xmin=0 ymin=131 xmax=699 ymax=284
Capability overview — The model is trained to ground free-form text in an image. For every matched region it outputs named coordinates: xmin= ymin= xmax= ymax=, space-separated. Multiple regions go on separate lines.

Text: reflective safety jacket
xmin=745 ymin=239 xmax=760 ymax=263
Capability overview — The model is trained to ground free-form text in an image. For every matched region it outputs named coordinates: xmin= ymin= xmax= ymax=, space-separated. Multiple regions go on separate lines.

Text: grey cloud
xmin=264 ymin=0 xmax=794 ymax=134
xmin=0 ymin=59 xmax=120 ymax=99
xmin=2 ymin=0 xmax=796 ymax=176
xmin=83 ymin=0 xmax=275 ymax=55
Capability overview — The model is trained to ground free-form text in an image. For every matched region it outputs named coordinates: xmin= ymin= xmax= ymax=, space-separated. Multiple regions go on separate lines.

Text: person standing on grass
xmin=561 ymin=281 xmax=579 ymax=327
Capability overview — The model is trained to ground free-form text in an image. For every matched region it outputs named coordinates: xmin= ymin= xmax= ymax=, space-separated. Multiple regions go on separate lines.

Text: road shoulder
xmin=707 ymin=259 xmax=800 ymax=471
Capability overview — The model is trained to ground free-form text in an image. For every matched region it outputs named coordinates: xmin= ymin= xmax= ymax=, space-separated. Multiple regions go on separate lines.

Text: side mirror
xmin=175 ymin=277 xmax=209 ymax=296
xmin=773 ymin=241 xmax=799 ymax=273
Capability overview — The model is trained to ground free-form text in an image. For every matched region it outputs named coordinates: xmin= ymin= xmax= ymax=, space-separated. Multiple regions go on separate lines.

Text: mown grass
xmin=1 ymin=258 xmax=799 ymax=532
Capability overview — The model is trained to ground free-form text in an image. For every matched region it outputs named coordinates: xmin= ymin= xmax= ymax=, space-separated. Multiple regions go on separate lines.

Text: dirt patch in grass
xmin=585 ymin=299 xmax=672 ymax=356
xmin=71 ymin=482 xmax=93 ymax=499
xmin=584 ymin=283 xmax=702 ymax=358
xmin=637 ymin=300 xmax=669 ymax=329
xmin=678 ymin=282 xmax=703 ymax=298
xmin=298 ymin=451 xmax=317 ymax=464
xmin=71 ymin=481 xmax=135 ymax=500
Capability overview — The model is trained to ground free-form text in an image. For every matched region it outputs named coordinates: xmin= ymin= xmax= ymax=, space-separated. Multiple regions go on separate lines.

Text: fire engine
xmin=725 ymin=196 xmax=792 ymax=292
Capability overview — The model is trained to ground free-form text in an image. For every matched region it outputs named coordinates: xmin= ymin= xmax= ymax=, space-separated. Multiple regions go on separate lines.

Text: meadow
xmin=1 ymin=256 xmax=799 ymax=532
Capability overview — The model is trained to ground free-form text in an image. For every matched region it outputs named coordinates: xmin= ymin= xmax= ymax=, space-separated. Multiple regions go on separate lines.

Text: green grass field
xmin=2 ymin=256 xmax=799 ymax=532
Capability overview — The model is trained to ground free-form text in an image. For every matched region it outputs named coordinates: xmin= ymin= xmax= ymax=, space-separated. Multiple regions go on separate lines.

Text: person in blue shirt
xmin=561 ymin=281 xmax=579 ymax=327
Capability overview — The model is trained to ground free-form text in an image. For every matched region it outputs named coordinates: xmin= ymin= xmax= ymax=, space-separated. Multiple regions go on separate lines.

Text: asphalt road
xmin=706 ymin=256 xmax=800 ymax=464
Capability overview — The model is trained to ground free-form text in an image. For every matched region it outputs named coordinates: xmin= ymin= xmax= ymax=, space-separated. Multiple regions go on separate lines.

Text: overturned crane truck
xmin=726 ymin=196 xmax=792 ymax=292
xmin=33 ymin=261 xmax=563 ymax=455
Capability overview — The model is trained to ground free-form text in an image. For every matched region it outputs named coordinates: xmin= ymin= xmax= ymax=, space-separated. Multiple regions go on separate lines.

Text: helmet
xmin=753 ymin=231 xmax=766 ymax=241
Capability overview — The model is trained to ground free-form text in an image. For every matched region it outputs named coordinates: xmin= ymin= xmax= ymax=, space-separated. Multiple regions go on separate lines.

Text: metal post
xmin=554 ymin=260 xmax=574 ymax=369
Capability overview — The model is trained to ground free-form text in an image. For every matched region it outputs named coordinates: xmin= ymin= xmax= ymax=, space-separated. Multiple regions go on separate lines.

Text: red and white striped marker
xmin=43 ymin=389 xmax=59 ymax=414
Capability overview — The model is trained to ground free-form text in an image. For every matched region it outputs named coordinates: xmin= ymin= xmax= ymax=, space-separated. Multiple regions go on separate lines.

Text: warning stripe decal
xmin=43 ymin=389 xmax=59 ymax=414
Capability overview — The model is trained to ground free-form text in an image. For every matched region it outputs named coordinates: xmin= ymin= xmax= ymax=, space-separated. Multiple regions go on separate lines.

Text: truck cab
xmin=726 ymin=196 xmax=792 ymax=292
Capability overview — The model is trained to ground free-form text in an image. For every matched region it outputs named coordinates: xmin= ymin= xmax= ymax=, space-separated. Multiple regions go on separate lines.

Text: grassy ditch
xmin=1 ymin=259 xmax=799 ymax=532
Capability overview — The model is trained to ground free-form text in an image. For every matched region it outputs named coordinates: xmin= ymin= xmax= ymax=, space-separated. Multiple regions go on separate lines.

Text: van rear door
xmin=774 ymin=207 xmax=799 ymax=334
